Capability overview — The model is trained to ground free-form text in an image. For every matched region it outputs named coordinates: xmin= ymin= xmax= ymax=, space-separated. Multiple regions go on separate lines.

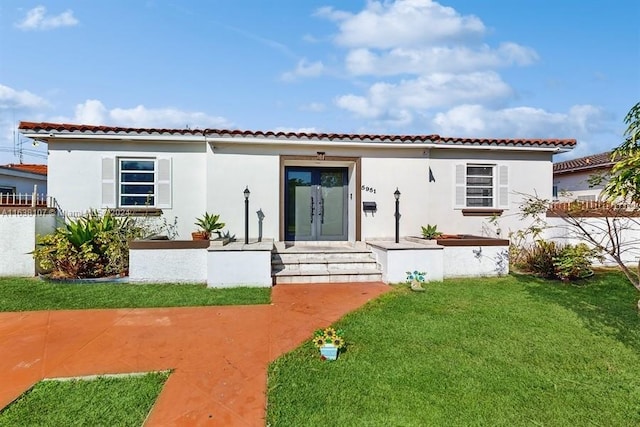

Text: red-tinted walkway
xmin=0 ymin=282 xmax=390 ymax=426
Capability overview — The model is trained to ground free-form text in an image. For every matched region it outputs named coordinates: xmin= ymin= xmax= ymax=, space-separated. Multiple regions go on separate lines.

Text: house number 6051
xmin=361 ymin=185 xmax=376 ymax=194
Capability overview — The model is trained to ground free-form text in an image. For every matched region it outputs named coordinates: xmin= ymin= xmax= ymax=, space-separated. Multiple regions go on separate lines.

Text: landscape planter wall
xmin=129 ymin=240 xmax=209 ymax=283
xmin=367 ymin=240 xmax=444 ymax=283
xmin=406 ymin=235 xmax=510 ymax=278
xmin=207 ymin=240 xmax=273 ymax=288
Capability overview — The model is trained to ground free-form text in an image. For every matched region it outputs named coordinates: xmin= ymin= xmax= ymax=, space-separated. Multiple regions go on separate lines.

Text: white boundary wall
xmin=0 ymin=210 xmax=57 ymax=276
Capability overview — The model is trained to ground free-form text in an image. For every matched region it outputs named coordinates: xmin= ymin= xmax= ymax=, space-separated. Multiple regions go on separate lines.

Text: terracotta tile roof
xmin=0 ymin=163 xmax=47 ymax=175
xmin=18 ymin=121 xmax=577 ymax=149
xmin=553 ymin=151 xmax=615 ymax=174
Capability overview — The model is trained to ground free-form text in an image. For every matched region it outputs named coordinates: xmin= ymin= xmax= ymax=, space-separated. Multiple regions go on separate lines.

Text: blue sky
xmin=1 ymin=0 xmax=638 ymax=164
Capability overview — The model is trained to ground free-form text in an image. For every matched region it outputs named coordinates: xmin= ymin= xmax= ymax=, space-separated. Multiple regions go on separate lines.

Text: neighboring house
xmin=0 ymin=163 xmax=47 ymax=199
xmin=19 ymin=122 xmax=575 ymax=241
xmin=553 ymin=151 xmax=615 ymax=201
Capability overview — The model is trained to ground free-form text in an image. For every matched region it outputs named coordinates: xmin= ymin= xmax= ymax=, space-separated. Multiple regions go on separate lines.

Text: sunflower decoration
xmin=313 ymin=327 xmax=345 ymax=349
xmin=312 ymin=335 xmax=326 ymax=348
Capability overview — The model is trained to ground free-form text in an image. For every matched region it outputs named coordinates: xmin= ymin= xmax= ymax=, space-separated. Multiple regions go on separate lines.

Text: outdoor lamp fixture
xmin=244 ymin=186 xmax=250 ymax=244
xmin=394 ymin=188 xmax=401 ymax=243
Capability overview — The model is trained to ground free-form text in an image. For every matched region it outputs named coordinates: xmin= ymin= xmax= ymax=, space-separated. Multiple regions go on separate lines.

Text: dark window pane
xmin=121 ymin=160 xmax=154 ymax=171
xmin=467 ymin=197 xmax=493 ymax=207
xmin=467 ymin=188 xmax=493 ymax=197
xmin=121 ymin=195 xmax=155 ymax=206
xmin=467 ymin=166 xmax=492 ymax=176
xmin=467 ymin=177 xmax=493 ymax=186
xmin=121 ymin=184 xmax=154 ymax=194
xmin=121 ymin=172 xmax=155 ymax=182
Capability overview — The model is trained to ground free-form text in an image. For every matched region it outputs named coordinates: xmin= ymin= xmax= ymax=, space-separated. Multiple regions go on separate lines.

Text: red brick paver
xmin=0 ymin=283 xmax=390 ymax=426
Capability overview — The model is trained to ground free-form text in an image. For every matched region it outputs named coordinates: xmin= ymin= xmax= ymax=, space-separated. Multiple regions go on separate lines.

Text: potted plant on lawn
xmin=192 ymin=213 xmax=225 ymax=240
xmin=312 ymin=327 xmax=345 ymax=360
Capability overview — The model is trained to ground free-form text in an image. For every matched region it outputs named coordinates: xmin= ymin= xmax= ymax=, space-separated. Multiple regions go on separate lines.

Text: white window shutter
xmin=156 ymin=157 xmax=172 ymax=208
xmin=498 ymin=165 xmax=509 ymax=208
xmin=101 ymin=157 xmax=116 ymax=208
xmin=455 ymin=164 xmax=466 ymax=208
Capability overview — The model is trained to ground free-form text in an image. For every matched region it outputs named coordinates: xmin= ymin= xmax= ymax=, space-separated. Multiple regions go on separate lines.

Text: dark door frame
xmin=279 ymin=155 xmax=361 ymax=242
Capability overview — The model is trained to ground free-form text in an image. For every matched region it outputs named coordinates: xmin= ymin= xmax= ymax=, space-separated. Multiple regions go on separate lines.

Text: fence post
xmin=32 ymin=185 xmax=37 ymax=207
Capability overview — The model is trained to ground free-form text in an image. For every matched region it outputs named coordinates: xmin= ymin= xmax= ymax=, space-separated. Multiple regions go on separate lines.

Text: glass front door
xmin=285 ymin=167 xmax=348 ymax=241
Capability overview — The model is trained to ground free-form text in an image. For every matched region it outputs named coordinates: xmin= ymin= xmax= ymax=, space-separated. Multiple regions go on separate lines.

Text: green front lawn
xmin=267 ymin=272 xmax=640 ymax=426
xmin=0 ymin=372 xmax=169 ymax=426
xmin=0 ymin=277 xmax=270 ymax=311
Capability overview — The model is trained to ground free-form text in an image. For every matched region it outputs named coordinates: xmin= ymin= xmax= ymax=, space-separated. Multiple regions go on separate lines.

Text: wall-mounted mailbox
xmin=363 ymin=201 xmax=377 ymax=212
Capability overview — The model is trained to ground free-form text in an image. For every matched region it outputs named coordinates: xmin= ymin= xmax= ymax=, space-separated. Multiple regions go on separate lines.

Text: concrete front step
xmin=271 ymin=242 xmax=382 ymax=284
xmin=273 ymin=270 xmax=383 ymax=284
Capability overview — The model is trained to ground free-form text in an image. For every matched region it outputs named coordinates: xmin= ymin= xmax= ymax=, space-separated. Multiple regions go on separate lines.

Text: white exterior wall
xmin=360 ymin=154 xmax=430 ymax=240
xmin=0 ymin=212 xmax=57 ymax=276
xmin=207 ymin=144 xmax=280 ymax=241
xmin=427 ymin=149 xmax=553 ymax=238
xmin=0 ymin=170 xmax=47 ymax=194
xmin=48 ymin=140 xmax=207 ymax=238
xmin=544 ymin=217 xmax=640 ymax=266
xmin=553 ymin=170 xmax=605 ymax=201
xmin=46 ymin=138 xmax=558 ymax=243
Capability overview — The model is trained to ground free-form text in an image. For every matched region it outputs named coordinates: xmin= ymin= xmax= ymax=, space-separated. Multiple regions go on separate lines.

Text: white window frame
xmin=465 ymin=164 xmax=496 ymax=208
xmin=118 ymin=158 xmax=157 ymax=208
xmin=455 ymin=163 xmax=509 ymax=210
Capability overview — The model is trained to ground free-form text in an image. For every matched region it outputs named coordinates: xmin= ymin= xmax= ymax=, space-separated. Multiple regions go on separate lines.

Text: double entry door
xmin=285 ymin=167 xmax=348 ymax=241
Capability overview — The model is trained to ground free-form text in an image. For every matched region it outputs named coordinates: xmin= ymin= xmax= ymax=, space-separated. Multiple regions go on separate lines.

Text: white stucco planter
xmin=128 ymin=240 xmax=208 ymax=283
xmin=207 ymin=240 xmax=274 ymax=288
xmin=367 ymin=240 xmax=444 ymax=283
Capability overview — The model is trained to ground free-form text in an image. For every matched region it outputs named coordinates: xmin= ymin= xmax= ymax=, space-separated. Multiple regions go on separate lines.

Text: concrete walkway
xmin=0 ymin=282 xmax=390 ymax=426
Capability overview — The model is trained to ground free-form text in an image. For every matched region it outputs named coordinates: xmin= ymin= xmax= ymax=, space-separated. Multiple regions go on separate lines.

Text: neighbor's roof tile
xmin=0 ymin=163 xmax=47 ymax=175
xmin=18 ymin=121 xmax=577 ymax=149
xmin=553 ymin=151 xmax=615 ymax=174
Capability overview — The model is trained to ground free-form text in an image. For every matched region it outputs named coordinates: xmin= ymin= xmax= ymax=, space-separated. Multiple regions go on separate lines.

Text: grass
xmin=0 ymin=277 xmax=270 ymax=311
xmin=267 ymin=271 xmax=640 ymax=426
xmin=0 ymin=372 xmax=168 ymax=426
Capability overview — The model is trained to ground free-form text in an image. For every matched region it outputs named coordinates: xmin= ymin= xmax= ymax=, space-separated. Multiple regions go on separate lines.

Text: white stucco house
xmin=0 ymin=163 xmax=47 ymax=199
xmin=17 ymin=121 xmax=576 ymax=285
xmin=553 ymin=151 xmax=615 ymax=201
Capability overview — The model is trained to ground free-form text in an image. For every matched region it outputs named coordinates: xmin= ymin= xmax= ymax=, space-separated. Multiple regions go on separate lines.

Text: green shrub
xmin=421 ymin=224 xmax=443 ymax=239
xmin=553 ymin=243 xmax=598 ymax=281
xmin=520 ymin=240 xmax=562 ymax=279
xmin=33 ymin=210 xmax=149 ymax=279
xmin=518 ymin=240 xmax=598 ymax=282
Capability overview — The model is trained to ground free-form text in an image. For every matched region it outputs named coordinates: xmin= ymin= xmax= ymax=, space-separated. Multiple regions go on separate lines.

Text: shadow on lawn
xmin=513 ymin=270 xmax=640 ymax=353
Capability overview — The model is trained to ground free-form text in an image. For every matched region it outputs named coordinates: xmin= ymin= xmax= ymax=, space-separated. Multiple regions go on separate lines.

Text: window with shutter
xmin=454 ymin=163 xmax=509 ymax=209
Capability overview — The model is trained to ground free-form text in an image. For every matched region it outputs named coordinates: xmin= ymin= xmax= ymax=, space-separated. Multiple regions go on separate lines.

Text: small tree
xmin=604 ymin=102 xmax=640 ymax=203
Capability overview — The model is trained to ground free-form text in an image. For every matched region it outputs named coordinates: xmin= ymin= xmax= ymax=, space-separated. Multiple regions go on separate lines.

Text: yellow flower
xmin=324 ymin=328 xmax=336 ymax=338
xmin=332 ymin=336 xmax=344 ymax=348
xmin=313 ymin=336 xmax=326 ymax=348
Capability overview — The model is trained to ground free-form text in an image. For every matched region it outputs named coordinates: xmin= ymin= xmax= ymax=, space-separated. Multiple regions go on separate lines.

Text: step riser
xmin=273 ymin=262 xmax=379 ymax=273
xmin=274 ymin=274 xmax=383 ymax=284
xmin=273 ymin=253 xmax=375 ymax=263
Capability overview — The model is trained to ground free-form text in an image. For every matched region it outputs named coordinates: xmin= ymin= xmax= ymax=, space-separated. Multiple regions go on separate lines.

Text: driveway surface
xmin=0 ymin=282 xmax=390 ymax=426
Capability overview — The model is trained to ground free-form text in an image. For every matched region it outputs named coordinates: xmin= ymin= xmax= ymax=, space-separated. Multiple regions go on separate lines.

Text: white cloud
xmin=345 ymin=43 xmax=538 ymax=76
xmin=15 ymin=6 xmax=78 ymax=31
xmin=0 ymin=84 xmax=50 ymax=109
xmin=318 ymin=0 xmax=485 ymax=49
xmin=431 ymin=104 xmax=608 ymax=139
xmin=281 ymin=59 xmax=326 ymax=81
xmin=336 ymin=71 xmax=513 ymax=120
xmin=68 ymin=100 xmax=232 ymax=129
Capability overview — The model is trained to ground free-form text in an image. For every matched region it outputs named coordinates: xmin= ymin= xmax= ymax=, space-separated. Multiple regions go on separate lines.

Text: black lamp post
xmin=394 ymin=188 xmax=401 ymax=243
xmin=244 ymin=186 xmax=250 ymax=244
